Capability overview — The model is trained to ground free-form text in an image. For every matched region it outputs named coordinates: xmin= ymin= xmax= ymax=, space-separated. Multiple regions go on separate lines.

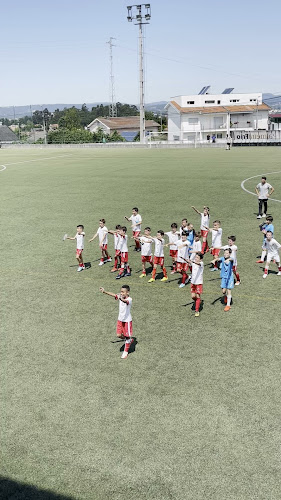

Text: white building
xmin=165 ymin=89 xmax=270 ymax=143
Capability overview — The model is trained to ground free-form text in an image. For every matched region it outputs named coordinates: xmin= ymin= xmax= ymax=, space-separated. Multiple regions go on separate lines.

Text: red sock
xmin=202 ymin=241 xmax=206 ymax=253
xmin=235 ymin=271 xmax=240 ymax=281
xmin=278 ymin=267 xmax=281 ymax=272
xmin=195 ymin=297 xmax=201 ymax=312
xmin=163 ymin=267 xmax=167 ymax=278
xmin=224 ymin=295 xmax=227 ymax=304
xmin=136 ymin=240 xmax=140 ymax=249
xmin=152 ymin=268 xmax=156 ymax=279
xmin=182 ymin=272 xmax=187 ymax=284
xmin=264 ymin=268 xmax=268 ymax=275
xmin=79 ymin=263 xmax=83 ymax=267
xmin=126 ymin=265 xmax=131 ymax=273
xmin=124 ymin=338 xmax=133 ymax=353
xmin=119 ymin=266 xmax=125 ymax=275
xmin=114 ymin=256 xmax=118 ymax=268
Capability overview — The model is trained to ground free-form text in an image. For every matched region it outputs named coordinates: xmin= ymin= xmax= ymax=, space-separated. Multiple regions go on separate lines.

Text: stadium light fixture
xmin=126 ymin=4 xmax=151 ymax=144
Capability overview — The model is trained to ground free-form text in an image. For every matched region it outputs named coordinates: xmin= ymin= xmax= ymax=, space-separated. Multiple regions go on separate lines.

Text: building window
xmin=217 ymin=133 xmax=223 ymax=139
xmin=250 ymin=99 xmax=257 ymax=102
xmin=230 ymin=99 xmax=240 ymax=103
xmin=173 ymin=135 xmax=180 ymax=141
xmin=205 ymin=100 xmax=215 ymax=104
xmin=188 ymin=118 xmax=198 ymax=124
xmin=217 ymin=100 xmax=221 ymax=104
xmin=187 ymin=101 xmax=195 ymax=104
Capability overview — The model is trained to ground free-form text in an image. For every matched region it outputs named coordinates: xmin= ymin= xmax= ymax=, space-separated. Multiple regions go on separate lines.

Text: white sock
xmin=261 ymin=250 xmax=266 ymax=261
xmin=227 ymin=295 xmax=231 ymax=306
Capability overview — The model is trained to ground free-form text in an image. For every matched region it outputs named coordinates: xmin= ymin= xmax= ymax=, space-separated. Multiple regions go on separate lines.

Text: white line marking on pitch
xmin=241 ymin=170 xmax=281 ymax=203
xmin=0 ymin=154 xmax=73 ymax=172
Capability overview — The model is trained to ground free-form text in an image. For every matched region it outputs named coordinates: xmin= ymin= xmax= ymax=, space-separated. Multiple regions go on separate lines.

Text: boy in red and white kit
xmin=190 ymin=232 xmax=202 ymax=261
xmin=99 ymin=284 xmax=134 ymax=359
xmin=262 ymin=231 xmax=281 ymax=279
xmin=221 ymin=236 xmax=240 ymax=285
xmin=192 ymin=206 xmax=210 ymax=254
xmin=125 ymin=207 xmax=142 ymax=251
xmin=180 ymin=218 xmax=189 ymax=236
xmin=204 ymin=220 xmax=222 ymax=271
xmin=89 ymin=219 xmax=111 ymax=266
xmin=184 ymin=253 xmax=204 ymax=317
xmin=166 ymin=232 xmax=190 ymax=288
xmin=116 ymin=226 xmax=131 ymax=279
xmin=165 ymin=223 xmax=180 ymax=274
xmin=66 ymin=224 xmax=85 ymax=272
xmin=107 ymin=224 xmax=121 ymax=273
xmin=147 ymin=230 xmax=168 ymax=283
xmin=136 ymin=227 xmax=153 ymax=278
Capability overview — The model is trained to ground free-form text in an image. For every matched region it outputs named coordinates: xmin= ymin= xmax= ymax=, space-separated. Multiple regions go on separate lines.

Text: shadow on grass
xmin=120 ymin=337 xmax=138 ymax=354
xmin=0 ymin=477 xmax=74 ymax=500
xmin=182 ymin=300 xmax=204 ymax=311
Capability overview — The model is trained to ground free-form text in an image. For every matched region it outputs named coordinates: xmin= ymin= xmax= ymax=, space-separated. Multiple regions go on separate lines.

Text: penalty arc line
xmin=241 ymin=170 xmax=281 ymax=203
xmin=0 ymin=154 xmax=73 ymax=172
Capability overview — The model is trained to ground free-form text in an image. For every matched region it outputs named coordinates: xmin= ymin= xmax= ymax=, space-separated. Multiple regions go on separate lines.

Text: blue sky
xmin=0 ymin=0 xmax=280 ymax=106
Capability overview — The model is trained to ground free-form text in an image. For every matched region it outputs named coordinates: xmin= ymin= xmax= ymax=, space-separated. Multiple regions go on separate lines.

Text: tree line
xmin=1 ymin=103 xmax=167 ymax=143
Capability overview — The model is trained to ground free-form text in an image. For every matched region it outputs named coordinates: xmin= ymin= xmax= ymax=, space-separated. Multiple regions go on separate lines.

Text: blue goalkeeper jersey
xmin=219 ymin=257 xmax=233 ymax=279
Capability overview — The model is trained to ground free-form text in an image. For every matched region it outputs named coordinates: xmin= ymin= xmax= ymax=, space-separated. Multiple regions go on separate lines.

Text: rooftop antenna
xmin=107 ymin=37 xmax=117 ymax=117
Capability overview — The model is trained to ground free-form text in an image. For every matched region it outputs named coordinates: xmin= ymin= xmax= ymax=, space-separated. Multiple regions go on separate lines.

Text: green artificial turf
xmin=1 ymin=147 xmax=281 ymax=500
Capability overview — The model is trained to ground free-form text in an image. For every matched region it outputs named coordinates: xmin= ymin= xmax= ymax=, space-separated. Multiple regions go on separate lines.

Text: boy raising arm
xmin=99 ymin=285 xmax=134 ymax=359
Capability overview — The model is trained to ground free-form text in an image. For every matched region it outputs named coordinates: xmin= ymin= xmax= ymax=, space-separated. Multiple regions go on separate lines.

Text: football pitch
xmin=1 ymin=147 xmax=281 ymax=500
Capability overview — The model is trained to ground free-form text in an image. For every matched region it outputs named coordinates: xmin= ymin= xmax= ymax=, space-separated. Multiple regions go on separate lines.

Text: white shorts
xmin=266 ymin=253 xmax=280 ymax=264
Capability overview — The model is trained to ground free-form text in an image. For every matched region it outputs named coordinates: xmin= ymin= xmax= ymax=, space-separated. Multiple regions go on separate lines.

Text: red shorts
xmin=115 ymin=249 xmax=121 ymax=256
xmin=141 ymin=255 xmax=153 ymax=263
xmin=133 ymin=231 xmax=140 ymax=238
xmin=176 ymin=262 xmax=188 ymax=273
xmin=191 ymin=283 xmax=203 ymax=295
xmin=116 ymin=320 xmax=133 ymax=338
xmin=201 ymin=230 xmax=209 ymax=238
xmin=101 ymin=244 xmax=108 ymax=251
xmin=121 ymin=252 xmax=128 ymax=263
xmin=170 ymin=249 xmax=178 ymax=258
xmin=154 ymin=256 xmax=164 ymax=266
xmin=211 ymin=248 xmax=220 ymax=257
xmin=76 ymin=249 xmax=83 ymax=258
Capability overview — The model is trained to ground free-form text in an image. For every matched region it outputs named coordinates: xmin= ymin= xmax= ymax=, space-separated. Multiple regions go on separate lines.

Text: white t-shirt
xmin=180 ymin=226 xmax=188 ymax=236
xmin=114 ymin=233 xmax=120 ymax=250
xmin=176 ymin=240 xmax=190 ymax=263
xmin=129 ymin=214 xmax=142 ymax=232
xmin=97 ymin=226 xmax=108 ymax=245
xmin=165 ymin=231 xmax=180 ymax=250
xmin=211 ymin=228 xmax=222 ymax=248
xmin=153 ymin=237 xmax=164 ymax=257
xmin=190 ymin=240 xmax=202 ymax=260
xmin=119 ymin=234 xmax=128 ymax=253
xmin=200 ymin=213 xmax=210 ymax=231
xmin=256 ymin=182 xmax=272 ymax=199
xmin=191 ymin=262 xmax=204 ymax=285
xmin=221 ymin=244 xmax=238 ymax=266
xmin=263 ymin=238 xmax=281 ymax=256
xmin=116 ymin=296 xmax=132 ymax=322
xmin=75 ymin=232 xmax=85 ymax=250
xmin=140 ymin=236 xmax=152 ymax=256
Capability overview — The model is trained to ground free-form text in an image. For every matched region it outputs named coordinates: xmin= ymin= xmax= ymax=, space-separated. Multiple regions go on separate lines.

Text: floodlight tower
xmin=107 ymin=37 xmax=117 ymax=118
xmin=127 ymin=4 xmax=151 ymax=144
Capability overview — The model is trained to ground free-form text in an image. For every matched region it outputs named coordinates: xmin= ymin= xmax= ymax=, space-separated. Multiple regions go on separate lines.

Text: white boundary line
xmin=241 ymin=170 xmax=281 ymax=203
xmin=0 ymin=154 xmax=73 ymax=173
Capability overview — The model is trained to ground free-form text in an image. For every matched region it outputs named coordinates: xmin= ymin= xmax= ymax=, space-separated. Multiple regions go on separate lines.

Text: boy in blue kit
xmin=256 ymin=215 xmax=274 ymax=263
xmin=212 ymin=248 xmax=234 ymax=312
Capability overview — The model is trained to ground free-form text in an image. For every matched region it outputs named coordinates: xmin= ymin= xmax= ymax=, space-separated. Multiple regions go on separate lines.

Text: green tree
xmin=47 ymin=128 xmax=93 ymax=144
xmin=61 ymin=107 xmax=81 ymax=130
